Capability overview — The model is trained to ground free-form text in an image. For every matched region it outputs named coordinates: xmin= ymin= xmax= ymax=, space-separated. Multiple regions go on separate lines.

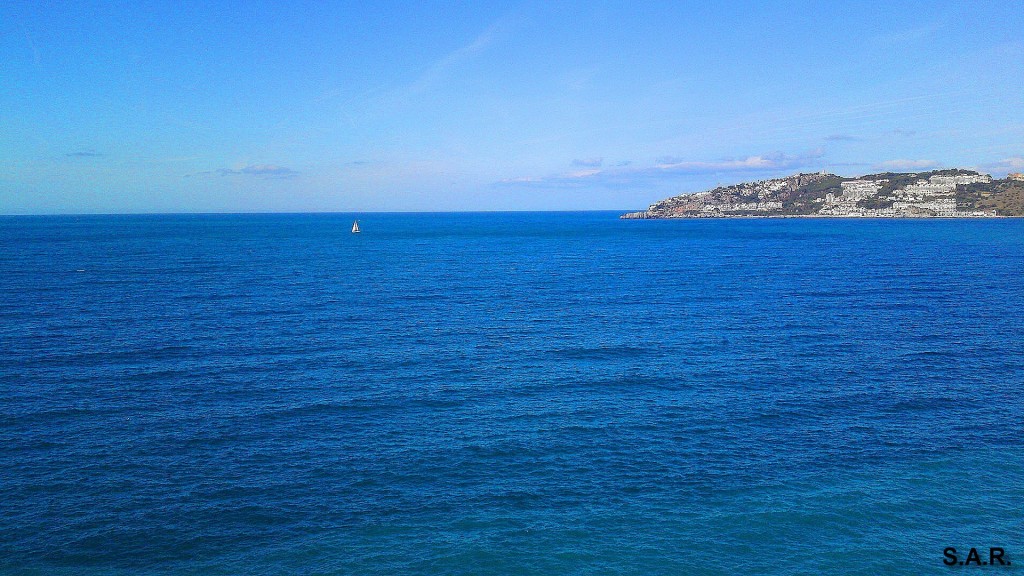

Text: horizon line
xmin=0 ymin=209 xmax=642 ymax=218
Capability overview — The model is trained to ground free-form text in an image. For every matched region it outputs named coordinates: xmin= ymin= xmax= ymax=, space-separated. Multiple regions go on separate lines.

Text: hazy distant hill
xmin=621 ymin=170 xmax=1024 ymax=218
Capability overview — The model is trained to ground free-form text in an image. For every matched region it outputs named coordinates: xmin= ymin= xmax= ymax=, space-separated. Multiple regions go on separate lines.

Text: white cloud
xmin=188 ymin=164 xmax=300 ymax=179
xmin=1000 ymin=157 xmax=1024 ymax=169
xmin=891 ymin=129 xmax=918 ymax=138
xmin=875 ymin=159 xmax=939 ymax=170
xmin=498 ymin=150 xmax=826 ymax=189
xmin=567 ymin=169 xmax=602 ymax=178
xmin=652 ymin=153 xmax=807 ymax=173
xmin=980 ymin=156 xmax=1024 ymax=176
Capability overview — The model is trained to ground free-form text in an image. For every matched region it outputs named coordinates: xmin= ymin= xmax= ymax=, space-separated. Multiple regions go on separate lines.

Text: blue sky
xmin=2 ymin=1 xmax=1022 ymax=213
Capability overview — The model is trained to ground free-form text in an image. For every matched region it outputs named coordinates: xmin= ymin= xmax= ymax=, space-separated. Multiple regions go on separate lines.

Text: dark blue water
xmin=2 ymin=212 xmax=1022 ymax=575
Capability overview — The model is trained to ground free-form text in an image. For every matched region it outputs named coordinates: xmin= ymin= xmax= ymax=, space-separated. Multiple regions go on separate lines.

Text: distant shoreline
xmin=623 ymin=170 xmax=1024 ymax=219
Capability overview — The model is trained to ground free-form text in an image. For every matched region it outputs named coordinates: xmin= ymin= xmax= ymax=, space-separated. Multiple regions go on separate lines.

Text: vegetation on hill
xmin=958 ymin=179 xmax=1024 ymax=215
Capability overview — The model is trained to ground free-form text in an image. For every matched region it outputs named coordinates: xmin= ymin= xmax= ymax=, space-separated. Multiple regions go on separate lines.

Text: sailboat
xmin=351 ymin=220 xmax=360 ymax=234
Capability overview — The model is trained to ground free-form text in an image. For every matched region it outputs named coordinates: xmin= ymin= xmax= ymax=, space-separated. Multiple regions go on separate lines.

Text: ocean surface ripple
xmin=1 ymin=213 xmax=1022 ymax=575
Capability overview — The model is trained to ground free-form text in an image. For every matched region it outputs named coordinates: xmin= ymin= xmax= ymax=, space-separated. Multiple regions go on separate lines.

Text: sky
xmin=1 ymin=1 xmax=1023 ymax=213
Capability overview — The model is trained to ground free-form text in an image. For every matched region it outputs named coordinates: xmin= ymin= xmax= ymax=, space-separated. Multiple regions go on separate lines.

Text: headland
xmin=622 ymin=170 xmax=1024 ymax=219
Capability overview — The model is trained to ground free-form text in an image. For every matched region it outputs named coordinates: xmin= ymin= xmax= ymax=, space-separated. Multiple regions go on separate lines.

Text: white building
xmin=930 ymin=174 xmax=991 ymax=187
xmin=840 ymin=180 xmax=880 ymax=200
xmin=894 ymin=198 xmax=959 ymax=216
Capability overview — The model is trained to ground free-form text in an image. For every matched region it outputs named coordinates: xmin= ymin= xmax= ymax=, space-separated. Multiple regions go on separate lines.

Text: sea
xmin=1 ymin=212 xmax=1022 ymax=575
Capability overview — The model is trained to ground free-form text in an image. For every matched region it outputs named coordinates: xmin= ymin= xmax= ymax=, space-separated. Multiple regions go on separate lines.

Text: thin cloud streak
xmin=188 ymin=164 xmax=300 ymax=179
xmin=18 ymin=22 xmax=41 ymax=65
xmin=315 ymin=14 xmax=519 ymax=133
xmin=372 ymin=15 xmax=518 ymax=115
xmin=407 ymin=21 xmax=504 ymax=95
xmin=875 ymin=159 xmax=938 ymax=170
xmin=499 ymin=150 xmax=826 ymax=189
xmin=871 ymin=20 xmax=947 ymax=48
xmin=651 ymin=151 xmax=824 ymax=174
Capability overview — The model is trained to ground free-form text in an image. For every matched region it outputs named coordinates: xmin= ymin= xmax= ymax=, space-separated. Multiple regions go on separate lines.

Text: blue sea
xmin=1 ymin=212 xmax=1022 ymax=575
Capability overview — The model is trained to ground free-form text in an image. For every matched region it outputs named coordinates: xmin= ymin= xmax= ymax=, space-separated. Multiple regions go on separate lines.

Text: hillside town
xmin=622 ymin=169 xmax=1024 ymax=219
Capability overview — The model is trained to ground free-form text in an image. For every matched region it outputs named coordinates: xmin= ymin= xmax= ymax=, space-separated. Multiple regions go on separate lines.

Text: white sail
xmin=351 ymin=220 xmax=360 ymax=233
